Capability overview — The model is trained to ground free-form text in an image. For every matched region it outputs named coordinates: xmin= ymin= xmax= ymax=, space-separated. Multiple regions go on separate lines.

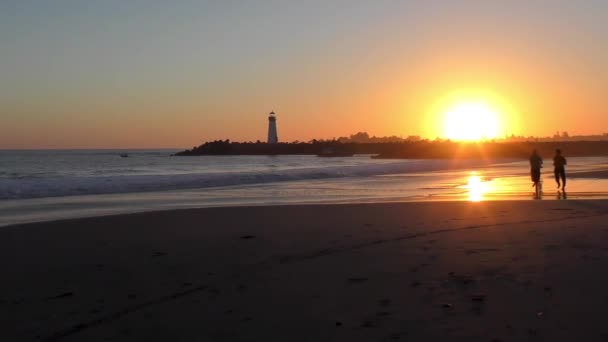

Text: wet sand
xmin=569 ymin=169 xmax=608 ymax=179
xmin=2 ymin=200 xmax=608 ymax=341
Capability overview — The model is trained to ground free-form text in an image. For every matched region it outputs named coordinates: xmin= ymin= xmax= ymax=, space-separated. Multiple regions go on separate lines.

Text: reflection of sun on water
xmin=467 ymin=173 xmax=488 ymax=202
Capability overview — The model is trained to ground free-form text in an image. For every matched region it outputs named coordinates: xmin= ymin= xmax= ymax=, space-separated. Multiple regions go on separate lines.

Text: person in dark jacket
xmin=529 ymin=149 xmax=543 ymax=185
xmin=553 ymin=149 xmax=567 ymax=190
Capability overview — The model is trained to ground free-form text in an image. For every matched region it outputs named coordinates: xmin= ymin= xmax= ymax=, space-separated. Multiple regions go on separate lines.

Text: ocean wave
xmin=0 ymin=159 xmax=498 ymax=200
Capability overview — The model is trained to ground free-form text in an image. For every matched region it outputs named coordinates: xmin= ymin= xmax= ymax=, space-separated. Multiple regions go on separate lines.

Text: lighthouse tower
xmin=267 ymin=111 xmax=278 ymax=144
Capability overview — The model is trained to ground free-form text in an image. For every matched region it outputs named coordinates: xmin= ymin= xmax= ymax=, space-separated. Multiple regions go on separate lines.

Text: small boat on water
xmin=119 ymin=153 xmax=129 ymax=158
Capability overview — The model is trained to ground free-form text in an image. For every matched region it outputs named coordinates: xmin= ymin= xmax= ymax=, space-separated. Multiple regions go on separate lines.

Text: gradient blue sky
xmin=1 ymin=1 xmax=607 ymax=148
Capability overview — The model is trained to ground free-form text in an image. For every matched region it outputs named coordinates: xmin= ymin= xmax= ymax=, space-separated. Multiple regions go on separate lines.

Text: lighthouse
xmin=267 ymin=111 xmax=278 ymax=144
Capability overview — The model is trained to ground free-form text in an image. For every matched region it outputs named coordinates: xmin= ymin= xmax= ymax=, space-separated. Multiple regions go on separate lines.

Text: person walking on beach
xmin=553 ymin=149 xmax=567 ymax=190
xmin=529 ymin=149 xmax=543 ymax=187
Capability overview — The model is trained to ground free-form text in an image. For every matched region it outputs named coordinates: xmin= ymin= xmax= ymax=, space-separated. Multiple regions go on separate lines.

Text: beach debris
xmin=379 ymin=298 xmax=391 ymax=306
xmin=361 ymin=321 xmax=374 ymax=328
xmin=389 ymin=332 xmax=404 ymax=340
xmin=276 ymin=255 xmax=292 ymax=263
xmin=441 ymin=303 xmax=453 ymax=309
xmin=52 ymin=292 xmax=74 ymax=299
xmin=347 ymin=277 xmax=369 ymax=284
xmin=239 ymin=235 xmax=256 ymax=239
xmin=470 ymin=294 xmax=486 ymax=302
xmin=72 ymin=323 xmax=87 ymax=331
xmin=471 ymin=306 xmax=483 ymax=315
xmin=536 ymin=311 xmax=544 ymax=318
xmin=448 ymin=272 xmax=474 ymax=285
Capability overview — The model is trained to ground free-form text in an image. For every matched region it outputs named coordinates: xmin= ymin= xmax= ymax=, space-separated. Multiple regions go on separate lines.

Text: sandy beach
xmin=3 ymin=200 xmax=608 ymax=341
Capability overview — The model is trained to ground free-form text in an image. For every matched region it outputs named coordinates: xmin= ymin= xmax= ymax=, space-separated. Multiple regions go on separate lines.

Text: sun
xmin=443 ymin=101 xmax=501 ymax=141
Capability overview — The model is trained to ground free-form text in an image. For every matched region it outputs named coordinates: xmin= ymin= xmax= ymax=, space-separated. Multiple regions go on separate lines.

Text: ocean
xmin=1 ymin=150 xmax=607 ymax=226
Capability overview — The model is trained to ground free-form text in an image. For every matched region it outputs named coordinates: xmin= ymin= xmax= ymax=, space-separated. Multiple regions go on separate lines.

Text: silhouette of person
xmin=553 ymin=149 xmax=567 ymax=190
xmin=529 ymin=149 xmax=543 ymax=186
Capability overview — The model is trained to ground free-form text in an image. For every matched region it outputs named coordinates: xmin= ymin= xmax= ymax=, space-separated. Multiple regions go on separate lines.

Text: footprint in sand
xmin=52 ymin=292 xmax=74 ymax=299
xmin=360 ymin=321 xmax=374 ymax=328
xmin=378 ymin=298 xmax=391 ymax=307
xmin=347 ymin=277 xmax=369 ymax=284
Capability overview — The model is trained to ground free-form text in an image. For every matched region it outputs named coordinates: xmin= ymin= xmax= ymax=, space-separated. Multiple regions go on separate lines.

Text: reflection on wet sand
xmin=533 ymin=181 xmax=543 ymax=200
xmin=464 ymin=170 xmax=552 ymax=201
xmin=454 ymin=168 xmax=608 ymax=202
xmin=467 ymin=172 xmax=489 ymax=202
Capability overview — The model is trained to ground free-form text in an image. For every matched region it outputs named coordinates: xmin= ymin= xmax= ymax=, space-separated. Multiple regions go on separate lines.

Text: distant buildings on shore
xmin=337 ymin=132 xmax=421 ymax=143
xmin=501 ymin=132 xmax=608 ymax=142
xmin=338 ymin=131 xmax=608 ymax=143
xmin=260 ymin=112 xmax=607 ymax=144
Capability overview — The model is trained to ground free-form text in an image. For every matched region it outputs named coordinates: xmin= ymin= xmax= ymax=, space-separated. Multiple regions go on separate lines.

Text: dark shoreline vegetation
xmin=175 ymin=140 xmax=608 ymax=159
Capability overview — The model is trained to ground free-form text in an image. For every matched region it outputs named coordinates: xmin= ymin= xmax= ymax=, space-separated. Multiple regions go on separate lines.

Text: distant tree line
xmin=175 ymin=138 xmax=608 ymax=159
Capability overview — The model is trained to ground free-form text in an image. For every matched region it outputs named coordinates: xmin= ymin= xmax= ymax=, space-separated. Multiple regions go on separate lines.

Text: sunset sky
xmin=1 ymin=1 xmax=607 ymax=148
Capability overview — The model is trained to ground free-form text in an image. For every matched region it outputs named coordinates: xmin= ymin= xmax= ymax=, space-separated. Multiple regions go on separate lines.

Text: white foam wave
xmin=0 ymin=159 xmax=495 ymax=200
